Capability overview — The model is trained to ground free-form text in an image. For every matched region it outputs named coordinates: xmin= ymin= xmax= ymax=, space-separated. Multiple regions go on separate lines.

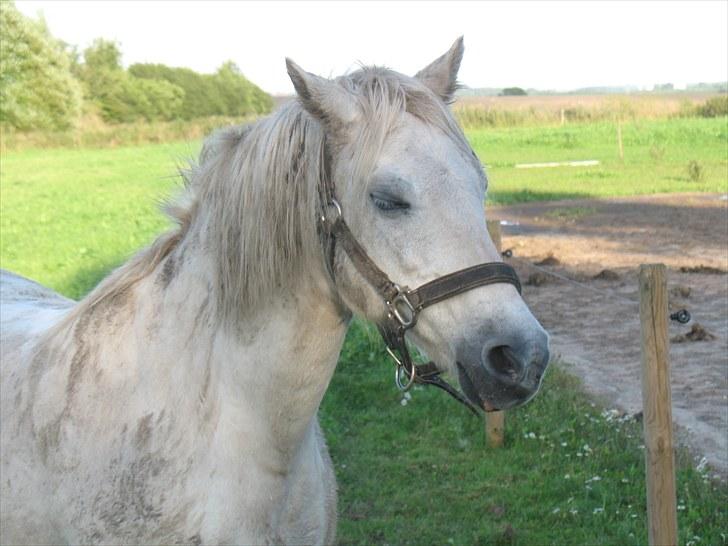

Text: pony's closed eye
xmin=370 ymin=191 xmax=410 ymax=213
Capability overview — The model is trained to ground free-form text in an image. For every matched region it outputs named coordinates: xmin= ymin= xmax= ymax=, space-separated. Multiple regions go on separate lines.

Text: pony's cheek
xmin=334 ymin=261 xmax=385 ymax=321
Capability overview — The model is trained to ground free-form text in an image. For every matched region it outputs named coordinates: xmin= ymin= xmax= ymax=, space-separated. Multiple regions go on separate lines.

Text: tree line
xmin=0 ymin=2 xmax=273 ymax=130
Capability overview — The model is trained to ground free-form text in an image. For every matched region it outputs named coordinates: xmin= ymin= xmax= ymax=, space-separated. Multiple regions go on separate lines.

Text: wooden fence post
xmin=639 ymin=264 xmax=678 ymax=546
xmin=617 ymin=121 xmax=624 ymax=161
xmin=486 ymin=219 xmax=505 ymax=448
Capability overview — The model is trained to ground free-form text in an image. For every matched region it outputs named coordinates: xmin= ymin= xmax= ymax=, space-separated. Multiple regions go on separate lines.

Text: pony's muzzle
xmin=456 ymin=331 xmax=550 ymax=411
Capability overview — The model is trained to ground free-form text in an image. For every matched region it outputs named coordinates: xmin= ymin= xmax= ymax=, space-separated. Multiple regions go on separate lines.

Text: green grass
xmin=323 ymin=322 xmax=726 ymax=545
xmin=0 ymin=141 xmax=198 ymax=298
xmin=1 ymin=116 xmax=727 ymax=543
xmin=2 ymin=117 xmax=725 ymax=297
xmin=472 ymin=118 xmax=727 ymax=204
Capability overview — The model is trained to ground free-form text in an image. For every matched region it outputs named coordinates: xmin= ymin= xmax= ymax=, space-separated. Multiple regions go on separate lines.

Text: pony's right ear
xmin=286 ymin=58 xmax=357 ymax=126
xmin=415 ymin=37 xmax=464 ymax=104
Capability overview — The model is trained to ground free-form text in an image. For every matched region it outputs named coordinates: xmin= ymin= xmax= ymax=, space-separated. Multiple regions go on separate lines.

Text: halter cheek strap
xmin=321 ymin=199 xmax=522 ymax=415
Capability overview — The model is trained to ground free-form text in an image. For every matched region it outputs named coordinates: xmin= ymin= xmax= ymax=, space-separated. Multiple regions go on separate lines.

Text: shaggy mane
xmin=55 ymin=66 xmax=472 ymax=326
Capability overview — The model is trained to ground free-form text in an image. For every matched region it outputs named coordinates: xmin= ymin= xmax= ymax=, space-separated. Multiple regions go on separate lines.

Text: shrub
xmin=687 ymin=160 xmax=704 ymax=182
xmin=695 ymin=95 xmax=728 ymax=118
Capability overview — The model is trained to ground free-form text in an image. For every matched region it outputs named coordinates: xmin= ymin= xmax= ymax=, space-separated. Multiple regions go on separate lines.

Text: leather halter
xmin=319 ymin=161 xmax=522 ymax=415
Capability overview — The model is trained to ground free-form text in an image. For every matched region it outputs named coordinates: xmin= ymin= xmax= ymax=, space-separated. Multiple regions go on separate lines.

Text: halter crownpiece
xmin=320 ymin=187 xmax=522 ymax=414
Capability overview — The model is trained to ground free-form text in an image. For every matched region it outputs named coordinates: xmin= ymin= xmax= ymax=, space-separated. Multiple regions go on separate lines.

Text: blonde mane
xmin=57 ymin=66 xmax=472 ymax=327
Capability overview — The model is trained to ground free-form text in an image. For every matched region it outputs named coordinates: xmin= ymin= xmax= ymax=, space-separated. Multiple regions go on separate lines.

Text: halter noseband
xmin=319 ymin=171 xmax=522 ymax=415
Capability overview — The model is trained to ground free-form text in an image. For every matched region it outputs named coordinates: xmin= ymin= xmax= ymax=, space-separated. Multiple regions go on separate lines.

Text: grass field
xmin=2 ymin=117 xmax=725 ymax=297
xmin=473 ymin=118 xmax=727 ymax=204
xmin=1 ymin=116 xmax=726 ymax=544
xmin=323 ymin=324 xmax=726 ymax=545
xmin=453 ymin=92 xmax=723 ymax=129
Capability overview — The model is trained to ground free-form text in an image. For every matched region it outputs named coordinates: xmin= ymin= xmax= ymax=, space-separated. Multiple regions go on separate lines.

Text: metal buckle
xmin=388 ymin=285 xmax=417 ymax=329
xmin=322 ymin=199 xmax=342 ymax=225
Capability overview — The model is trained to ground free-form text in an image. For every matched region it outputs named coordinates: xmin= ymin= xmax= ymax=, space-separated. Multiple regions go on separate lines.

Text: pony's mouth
xmin=456 ymin=361 xmax=500 ymax=412
xmin=456 ymin=353 xmax=546 ymax=412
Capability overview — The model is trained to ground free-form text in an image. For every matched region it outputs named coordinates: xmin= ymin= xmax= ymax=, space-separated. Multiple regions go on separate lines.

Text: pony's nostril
xmin=485 ymin=345 xmax=524 ymax=382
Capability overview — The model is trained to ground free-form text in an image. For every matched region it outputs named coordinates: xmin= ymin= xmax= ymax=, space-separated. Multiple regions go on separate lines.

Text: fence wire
xmin=503 ymin=251 xmax=691 ymax=324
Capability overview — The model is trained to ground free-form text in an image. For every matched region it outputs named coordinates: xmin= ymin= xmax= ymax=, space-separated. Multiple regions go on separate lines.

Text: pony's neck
xmin=130 ymin=233 xmax=349 ymax=465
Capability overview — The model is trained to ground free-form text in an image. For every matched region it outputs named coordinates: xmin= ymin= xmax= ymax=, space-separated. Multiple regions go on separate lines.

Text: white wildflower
xmin=696 ymin=457 xmax=708 ymax=473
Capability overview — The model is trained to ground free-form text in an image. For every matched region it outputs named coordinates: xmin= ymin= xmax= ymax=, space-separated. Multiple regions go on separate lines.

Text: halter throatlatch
xmin=319 ymin=169 xmax=522 ymax=415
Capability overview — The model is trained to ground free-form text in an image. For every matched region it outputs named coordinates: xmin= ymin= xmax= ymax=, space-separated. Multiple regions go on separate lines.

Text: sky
xmin=15 ymin=0 xmax=728 ymax=95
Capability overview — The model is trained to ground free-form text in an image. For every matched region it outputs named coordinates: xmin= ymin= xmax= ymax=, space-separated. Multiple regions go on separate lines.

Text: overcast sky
xmin=16 ymin=0 xmax=728 ymax=95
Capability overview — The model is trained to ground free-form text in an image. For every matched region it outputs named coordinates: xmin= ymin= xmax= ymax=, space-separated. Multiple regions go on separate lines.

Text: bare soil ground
xmin=488 ymin=193 xmax=728 ymax=476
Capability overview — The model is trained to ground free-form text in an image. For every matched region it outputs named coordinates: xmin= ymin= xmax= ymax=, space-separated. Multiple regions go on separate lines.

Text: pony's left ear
xmin=286 ymin=58 xmax=357 ymax=127
xmin=414 ymin=37 xmax=464 ymax=104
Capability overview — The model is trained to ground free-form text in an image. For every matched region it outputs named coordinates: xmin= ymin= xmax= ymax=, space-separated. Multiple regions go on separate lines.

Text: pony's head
xmin=285 ymin=38 xmax=550 ymax=411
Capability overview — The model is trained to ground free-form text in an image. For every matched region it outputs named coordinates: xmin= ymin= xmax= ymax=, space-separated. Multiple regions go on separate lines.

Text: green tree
xmin=0 ymin=1 xmax=82 ymax=130
xmin=82 ymin=38 xmax=122 ymax=72
xmin=130 ymin=63 xmax=225 ymax=118
xmin=130 ymin=61 xmax=273 ymax=119
xmin=500 ymin=87 xmax=527 ymax=96
xmin=214 ymin=61 xmax=273 ymax=115
xmin=79 ymin=39 xmax=184 ymax=123
xmin=135 ymin=78 xmax=185 ymax=120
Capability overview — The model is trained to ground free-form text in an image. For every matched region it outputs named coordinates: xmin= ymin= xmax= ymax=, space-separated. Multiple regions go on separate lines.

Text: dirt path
xmin=488 ymin=193 xmax=728 ymax=477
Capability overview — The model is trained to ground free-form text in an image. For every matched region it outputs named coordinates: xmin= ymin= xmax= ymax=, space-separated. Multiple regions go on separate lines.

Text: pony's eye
xmin=370 ymin=192 xmax=410 ymax=212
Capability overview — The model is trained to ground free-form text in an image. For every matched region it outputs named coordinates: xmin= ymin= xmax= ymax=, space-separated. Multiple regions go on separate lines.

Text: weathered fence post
xmin=639 ymin=264 xmax=678 ymax=546
xmin=617 ymin=121 xmax=624 ymax=161
xmin=486 ymin=219 xmax=505 ymax=448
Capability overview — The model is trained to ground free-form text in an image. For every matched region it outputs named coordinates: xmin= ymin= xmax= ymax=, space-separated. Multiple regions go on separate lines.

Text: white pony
xmin=0 ymin=39 xmax=549 ymax=544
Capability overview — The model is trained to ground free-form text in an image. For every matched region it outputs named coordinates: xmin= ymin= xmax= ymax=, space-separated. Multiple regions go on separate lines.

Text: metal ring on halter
xmin=324 ymin=199 xmax=342 ymax=224
xmin=385 ymin=346 xmax=416 ymax=391
xmin=385 ymin=346 xmax=402 ymax=367
xmin=395 ymin=361 xmax=416 ymax=391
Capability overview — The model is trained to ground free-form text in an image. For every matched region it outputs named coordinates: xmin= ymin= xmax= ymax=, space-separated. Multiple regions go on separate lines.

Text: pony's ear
xmin=414 ymin=37 xmax=464 ymax=104
xmin=286 ymin=58 xmax=357 ymax=126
